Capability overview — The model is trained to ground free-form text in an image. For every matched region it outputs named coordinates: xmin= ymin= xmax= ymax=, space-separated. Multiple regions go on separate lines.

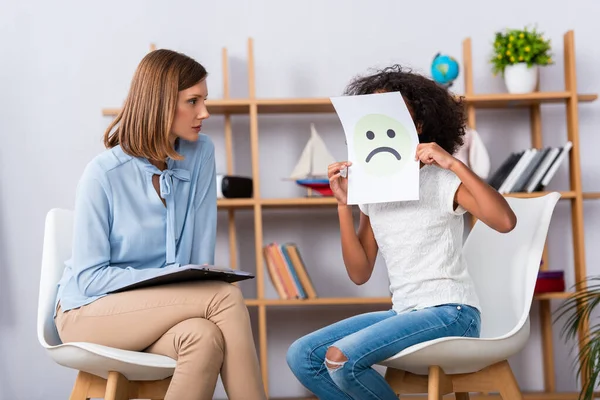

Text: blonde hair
xmin=104 ymin=49 xmax=208 ymax=161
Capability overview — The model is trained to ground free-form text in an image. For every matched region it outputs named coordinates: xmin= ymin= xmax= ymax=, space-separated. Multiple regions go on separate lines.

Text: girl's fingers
xmin=328 ymin=162 xmax=351 ymax=177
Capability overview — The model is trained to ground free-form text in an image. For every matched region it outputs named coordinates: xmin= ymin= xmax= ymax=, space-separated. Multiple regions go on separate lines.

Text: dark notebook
xmin=109 ymin=265 xmax=255 ymax=293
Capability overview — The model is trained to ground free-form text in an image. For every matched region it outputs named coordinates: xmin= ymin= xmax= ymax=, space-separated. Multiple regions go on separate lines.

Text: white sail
xmin=309 ymin=123 xmax=336 ymax=177
xmin=288 ymin=135 xmax=314 ymax=179
xmin=288 ymin=123 xmax=336 ymax=180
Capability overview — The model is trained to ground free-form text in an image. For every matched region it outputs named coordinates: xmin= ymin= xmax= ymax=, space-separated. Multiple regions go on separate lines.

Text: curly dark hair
xmin=343 ymin=64 xmax=466 ymax=155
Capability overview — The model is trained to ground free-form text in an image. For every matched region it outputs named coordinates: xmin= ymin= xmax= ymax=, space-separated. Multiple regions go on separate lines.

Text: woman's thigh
xmin=55 ymin=280 xmax=243 ymax=350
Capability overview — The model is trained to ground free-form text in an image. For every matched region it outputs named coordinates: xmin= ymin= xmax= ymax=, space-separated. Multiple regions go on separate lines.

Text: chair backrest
xmin=464 ymin=192 xmax=560 ymax=339
xmin=37 ymin=208 xmax=74 ymax=348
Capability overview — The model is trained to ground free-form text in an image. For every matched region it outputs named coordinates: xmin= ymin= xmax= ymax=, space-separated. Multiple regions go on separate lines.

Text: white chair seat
xmin=45 ymin=342 xmax=176 ymax=381
xmin=378 ymin=193 xmax=562 ymax=398
xmin=379 ymin=320 xmax=530 ymax=376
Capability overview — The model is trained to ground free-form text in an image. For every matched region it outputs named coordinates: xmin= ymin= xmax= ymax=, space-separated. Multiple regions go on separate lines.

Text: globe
xmin=431 ymin=53 xmax=459 ymax=87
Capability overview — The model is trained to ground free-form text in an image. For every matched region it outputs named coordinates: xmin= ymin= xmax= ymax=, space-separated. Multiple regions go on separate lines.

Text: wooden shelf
xmin=217 ymin=198 xmax=256 ymax=209
xmin=252 ymin=92 xmax=597 ymax=114
xmin=103 ymin=93 xmax=597 ymax=117
xmin=505 ymin=191 xmax=576 ymax=199
xmin=217 ymin=191 xmax=582 ymax=210
xmin=535 ymin=292 xmax=574 ymax=300
xmin=242 ymin=294 xmax=571 ymax=307
xmin=261 ymin=197 xmax=338 ymax=208
xmin=465 ymin=92 xmax=597 ymax=108
xmin=258 ymin=191 xmax=576 ymax=209
xmin=256 ymin=98 xmax=334 ymax=114
xmin=584 ymin=192 xmax=600 ymax=199
xmin=261 ymin=297 xmax=391 ymax=306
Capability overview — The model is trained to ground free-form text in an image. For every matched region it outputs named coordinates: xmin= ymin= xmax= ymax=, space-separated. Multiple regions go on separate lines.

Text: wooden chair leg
xmin=495 ymin=360 xmax=524 ymax=400
xmin=105 ymin=371 xmax=130 ymax=400
xmin=455 ymin=393 xmax=470 ymax=400
xmin=428 ymin=366 xmax=452 ymax=400
xmin=69 ymin=371 xmax=94 ymax=400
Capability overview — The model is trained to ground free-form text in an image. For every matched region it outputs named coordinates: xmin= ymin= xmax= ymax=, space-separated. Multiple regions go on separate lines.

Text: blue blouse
xmin=55 ymin=134 xmax=217 ymax=313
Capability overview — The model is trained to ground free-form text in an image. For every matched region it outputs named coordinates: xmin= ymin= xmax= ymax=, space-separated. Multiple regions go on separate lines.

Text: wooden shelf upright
xmin=102 ymin=30 xmax=599 ymax=399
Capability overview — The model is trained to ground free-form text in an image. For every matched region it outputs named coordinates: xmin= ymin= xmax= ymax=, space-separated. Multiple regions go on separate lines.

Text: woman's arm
xmin=71 ymin=172 xmax=178 ymax=297
xmin=189 ymin=137 xmax=217 ymax=265
xmin=337 ymin=205 xmax=379 ymax=285
xmin=416 ymin=142 xmax=517 ymax=233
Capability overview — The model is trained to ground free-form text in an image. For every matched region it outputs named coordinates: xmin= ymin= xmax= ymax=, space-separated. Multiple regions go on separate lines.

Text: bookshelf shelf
xmin=103 ymin=30 xmax=596 ymax=399
xmin=217 ymin=191 xmax=580 ymax=211
xmin=583 ymin=192 xmax=600 ymax=199
xmin=217 ymin=198 xmax=256 ymax=209
xmin=102 ymin=93 xmax=598 ymax=117
xmin=242 ymin=293 xmax=571 ymax=307
xmin=465 ymin=92 xmax=597 ymax=108
xmin=261 ymin=297 xmax=392 ymax=306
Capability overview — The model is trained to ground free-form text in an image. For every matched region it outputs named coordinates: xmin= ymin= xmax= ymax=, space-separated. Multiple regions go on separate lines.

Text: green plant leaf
xmin=554 ymin=276 xmax=600 ymax=400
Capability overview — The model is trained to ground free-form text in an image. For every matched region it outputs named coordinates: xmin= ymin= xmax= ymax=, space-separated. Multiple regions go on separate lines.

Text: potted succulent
xmin=554 ymin=277 xmax=600 ymax=400
xmin=490 ymin=26 xmax=553 ymax=93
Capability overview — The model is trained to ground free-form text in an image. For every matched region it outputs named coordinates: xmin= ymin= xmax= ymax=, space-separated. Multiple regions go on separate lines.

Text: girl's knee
xmin=324 ymin=346 xmax=348 ymax=370
xmin=286 ymin=335 xmax=313 ymax=373
xmin=325 ymin=346 xmax=354 ymax=390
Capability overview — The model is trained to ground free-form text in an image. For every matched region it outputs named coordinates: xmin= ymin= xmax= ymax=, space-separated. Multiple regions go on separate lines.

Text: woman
xmin=54 ymin=49 xmax=266 ymax=400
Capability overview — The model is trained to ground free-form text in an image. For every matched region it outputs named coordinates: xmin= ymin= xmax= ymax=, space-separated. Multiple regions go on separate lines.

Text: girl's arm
xmin=329 ymin=161 xmax=379 ymax=285
xmin=451 ymin=160 xmax=517 ymax=233
xmin=337 ymin=205 xmax=379 ymax=285
xmin=416 ymin=142 xmax=517 ymax=233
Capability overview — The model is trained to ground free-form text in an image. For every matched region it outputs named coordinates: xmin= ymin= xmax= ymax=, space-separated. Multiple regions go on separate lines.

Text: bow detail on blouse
xmin=159 ymin=168 xmax=191 ymax=198
xmin=144 ymin=165 xmax=191 ymax=265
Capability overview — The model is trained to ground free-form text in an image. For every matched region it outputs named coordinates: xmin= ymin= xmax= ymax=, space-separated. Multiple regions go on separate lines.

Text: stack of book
xmin=263 ymin=242 xmax=317 ymax=299
xmin=535 ymin=271 xmax=565 ymax=294
xmin=487 ymin=141 xmax=573 ymax=194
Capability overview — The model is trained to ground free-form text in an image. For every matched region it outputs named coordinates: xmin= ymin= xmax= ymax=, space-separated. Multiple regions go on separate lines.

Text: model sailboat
xmin=288 ymin=123 xmax=337 ymax=196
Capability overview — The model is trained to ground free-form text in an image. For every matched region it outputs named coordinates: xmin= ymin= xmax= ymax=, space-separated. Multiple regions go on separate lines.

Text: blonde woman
xmin=54 ymin=49 xmax=266 ymax=400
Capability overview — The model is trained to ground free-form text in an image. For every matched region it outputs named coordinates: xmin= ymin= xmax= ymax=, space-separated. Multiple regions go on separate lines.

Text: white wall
xmin=1 ymin=0 xmax=600 ymax=398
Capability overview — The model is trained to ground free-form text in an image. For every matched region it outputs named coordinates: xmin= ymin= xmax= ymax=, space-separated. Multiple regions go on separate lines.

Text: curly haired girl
xmin=286 ymin=65 xmax=516 ymax=400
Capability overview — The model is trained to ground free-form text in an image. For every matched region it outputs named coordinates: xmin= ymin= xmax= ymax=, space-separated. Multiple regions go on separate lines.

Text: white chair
xmin=37 ymin=208 xmax=176 ymax=400
xmin=377 ymin=192 xmax=561 ymax=400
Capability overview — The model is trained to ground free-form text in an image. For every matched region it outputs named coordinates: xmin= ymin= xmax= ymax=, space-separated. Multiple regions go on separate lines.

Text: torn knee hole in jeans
xmin=325 ymin=346 xmax=348 ymax=372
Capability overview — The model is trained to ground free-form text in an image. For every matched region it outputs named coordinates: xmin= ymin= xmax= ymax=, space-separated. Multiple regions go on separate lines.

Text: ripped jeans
xmin=286 ymin=304 xmax=481 ymax=400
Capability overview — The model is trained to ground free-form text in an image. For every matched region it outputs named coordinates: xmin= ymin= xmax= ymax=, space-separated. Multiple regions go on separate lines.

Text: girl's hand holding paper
xmin=415 ymin=142 xmax=457 ymax=170
xmin=328 ymin=161 xmax=352 ymax=206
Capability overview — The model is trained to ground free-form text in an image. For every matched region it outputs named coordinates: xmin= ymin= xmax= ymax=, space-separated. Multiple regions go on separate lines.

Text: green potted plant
xmin=554 ymin=278 xmax=600 ymax=400
xmin=490 ymin=26 xmax=553 ymax=94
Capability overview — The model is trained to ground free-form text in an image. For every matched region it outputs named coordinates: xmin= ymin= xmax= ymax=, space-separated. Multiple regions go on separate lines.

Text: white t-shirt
xmin=359 ymin=164 xmax=481 ymax=314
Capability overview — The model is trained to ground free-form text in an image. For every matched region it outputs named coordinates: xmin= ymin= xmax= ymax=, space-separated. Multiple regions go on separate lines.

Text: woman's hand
xmin=328 ymin=161 xmax=352 ymax=206
xmin=415 ymin=143 xmax=457 ymax=170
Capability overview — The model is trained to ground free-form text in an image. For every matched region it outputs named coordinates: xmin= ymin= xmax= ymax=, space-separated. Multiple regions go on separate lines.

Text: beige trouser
xmin=55 ymin=280 xmax=266 ymax=400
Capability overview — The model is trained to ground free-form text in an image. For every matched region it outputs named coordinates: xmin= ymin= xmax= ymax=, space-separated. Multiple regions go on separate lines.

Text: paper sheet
xmin=330 ymin=91 xmax=420 ymax=205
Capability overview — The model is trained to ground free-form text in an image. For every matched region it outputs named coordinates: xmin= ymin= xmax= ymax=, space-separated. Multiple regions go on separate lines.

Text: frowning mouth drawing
xmin=365 ymin=147 xmax=401 ymax=163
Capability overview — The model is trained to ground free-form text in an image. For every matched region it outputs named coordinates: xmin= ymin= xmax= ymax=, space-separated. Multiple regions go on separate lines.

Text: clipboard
xmin=109 ymin=264 xmax=255 ymax=293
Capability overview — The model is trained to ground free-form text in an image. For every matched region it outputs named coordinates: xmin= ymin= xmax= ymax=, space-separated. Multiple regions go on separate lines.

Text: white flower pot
xmin=503 ymin=63 xmax=539 ymax=94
